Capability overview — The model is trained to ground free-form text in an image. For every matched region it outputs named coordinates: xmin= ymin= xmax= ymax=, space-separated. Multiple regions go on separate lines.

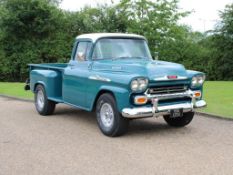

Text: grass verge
xmin=198 ymin=81 xmax=233 ymax=119
xmin=0 ymin=82 xmax=33 ymax=100
xmin=0 ymin=81 xmax=232 ymax=118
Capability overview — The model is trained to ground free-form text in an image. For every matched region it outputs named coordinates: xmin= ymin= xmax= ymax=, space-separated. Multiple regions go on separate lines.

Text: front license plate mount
xmin=170 ymin=109 xmax=183 ymax=118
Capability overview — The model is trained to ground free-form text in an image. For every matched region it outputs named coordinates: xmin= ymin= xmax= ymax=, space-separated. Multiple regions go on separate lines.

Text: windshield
xmin=92 ymin=38 xmax=152 ymax=60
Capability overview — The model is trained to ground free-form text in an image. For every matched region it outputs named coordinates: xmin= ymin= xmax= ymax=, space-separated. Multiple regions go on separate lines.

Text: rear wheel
xmin=163 ymin=111 xmax=194 ymax=127
xmin=35 ymin=85 xmax=56 ymax=116
xmin=96 ymin=93 xmax=129 ymax=137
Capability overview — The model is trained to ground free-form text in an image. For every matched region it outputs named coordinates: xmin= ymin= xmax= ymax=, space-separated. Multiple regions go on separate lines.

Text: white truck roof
xmin=76 ymin=33 xmax=146 ymax=42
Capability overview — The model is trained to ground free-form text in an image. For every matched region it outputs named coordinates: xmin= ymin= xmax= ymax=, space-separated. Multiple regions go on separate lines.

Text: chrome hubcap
xmin=37 ymin=90 xmax=45 ymax=110
xmin=100 ymin=103 xmax=114 ymax=128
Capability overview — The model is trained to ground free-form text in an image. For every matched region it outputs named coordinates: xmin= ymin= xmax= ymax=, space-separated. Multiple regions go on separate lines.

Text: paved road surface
xmin=0 ymin=97 xmax=233 ymax=175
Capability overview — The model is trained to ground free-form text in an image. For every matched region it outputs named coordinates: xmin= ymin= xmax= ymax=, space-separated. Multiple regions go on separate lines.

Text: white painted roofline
xmin=76 ymin=33 xmax=146 ymax=42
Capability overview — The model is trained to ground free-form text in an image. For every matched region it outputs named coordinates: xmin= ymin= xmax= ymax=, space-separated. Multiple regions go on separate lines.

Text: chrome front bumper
xmin=122 ymin=90 xmax=207 ymax=119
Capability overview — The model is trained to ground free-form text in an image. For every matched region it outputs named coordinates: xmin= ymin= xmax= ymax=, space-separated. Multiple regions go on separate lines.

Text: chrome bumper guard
xmin=122 ymin=90 xmax=207 ymax=119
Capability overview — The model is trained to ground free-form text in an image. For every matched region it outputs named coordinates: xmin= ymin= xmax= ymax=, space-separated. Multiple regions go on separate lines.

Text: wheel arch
xmin=91 ymin=89 xmax=116 ymax=112
xmin=90 ymin=86 xmax=130 ymax=112
xmin=34 ymin=81 xmax=47 ymax=93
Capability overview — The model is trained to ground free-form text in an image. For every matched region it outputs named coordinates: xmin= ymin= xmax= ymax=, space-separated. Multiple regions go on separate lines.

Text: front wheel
xmin=35 ymin=85 xmax=56 ymax=116
xmin=96 ymin=93 xmax=129 ymax=137
xmin=163 ymin=111 xmax=194 ymax=127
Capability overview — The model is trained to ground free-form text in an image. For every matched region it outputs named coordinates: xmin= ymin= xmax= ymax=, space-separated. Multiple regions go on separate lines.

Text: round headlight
xmin=138 ymin=79 xmax=148 ymax=90
xmin=131 ymin=78 xmax=148 ymax=92
xmin=191 ymin=75 xmax=205 ymax=87
xmin=131 ymin=80 xmax=139 ymax=91
xmin=197 ymin=75 xmax=205 ymax=84
xmin=192 ymin=77 xmax=198 ymax=86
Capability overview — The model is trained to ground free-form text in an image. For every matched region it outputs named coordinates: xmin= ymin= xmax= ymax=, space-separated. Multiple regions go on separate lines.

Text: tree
xmin=0 ymin=0 xmax=68 ymax=81
xmin=1 ymin=0 xmax=231 ymax=81
xmin=116 ymin=0 xmax=189 ymax=54
xmin=212 ymin=4 xmax=233 ymax=80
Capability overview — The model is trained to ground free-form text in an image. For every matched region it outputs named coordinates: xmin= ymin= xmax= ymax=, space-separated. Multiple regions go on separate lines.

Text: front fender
xmin=89 ymin=85 xmax=131 ymax=112
xmin=186 ymin=70 xmax=205 ymax=79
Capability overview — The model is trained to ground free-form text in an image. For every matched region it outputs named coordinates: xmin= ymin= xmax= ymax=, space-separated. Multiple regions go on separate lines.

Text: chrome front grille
xmin=147 ymin=85 xmax=188 ymax=95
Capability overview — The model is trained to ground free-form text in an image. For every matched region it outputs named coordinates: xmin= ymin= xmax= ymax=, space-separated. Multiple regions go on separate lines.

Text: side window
xmin=75 ymin=41 xmax=92 ymax=61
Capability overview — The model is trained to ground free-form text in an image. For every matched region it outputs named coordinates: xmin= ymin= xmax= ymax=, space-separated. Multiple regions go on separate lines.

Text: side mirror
xmin=77 ymin=52 xmax=85 ymax=61
xmin=153 ymin=52 xmax=159 ymax=60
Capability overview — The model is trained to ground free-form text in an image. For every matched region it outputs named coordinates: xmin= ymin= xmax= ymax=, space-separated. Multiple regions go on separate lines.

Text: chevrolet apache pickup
xmin=25 ymin=33 xmax=207 ymax=137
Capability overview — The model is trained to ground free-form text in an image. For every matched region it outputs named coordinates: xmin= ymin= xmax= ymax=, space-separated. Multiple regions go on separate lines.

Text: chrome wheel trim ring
xmin=100 ymin=103 xmax=114 ymax=128
xmin=37 ymin=90 xmax=45 ymax=111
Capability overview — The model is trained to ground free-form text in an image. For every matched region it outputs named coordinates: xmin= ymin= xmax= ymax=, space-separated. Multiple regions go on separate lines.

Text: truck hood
xmin=92 ymin=59 xmax=188 ymax=80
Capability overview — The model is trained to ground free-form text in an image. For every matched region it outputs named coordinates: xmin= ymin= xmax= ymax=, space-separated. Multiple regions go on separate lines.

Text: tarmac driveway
xmin=0 ymin=97 xmax=233 ymax=175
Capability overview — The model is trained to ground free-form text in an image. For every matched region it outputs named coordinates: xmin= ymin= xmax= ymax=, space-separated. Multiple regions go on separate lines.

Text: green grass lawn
xmin=0 ymin=82 xmax=33 ymax=100
xmin=199 ymin=81 xmax=233 ymax=119
xmin=0 ymin=81 xmax=232 ymax=118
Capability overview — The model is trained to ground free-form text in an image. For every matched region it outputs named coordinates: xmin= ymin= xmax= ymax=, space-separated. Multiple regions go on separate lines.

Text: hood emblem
xmin=154 ymin=75 xmax=188 ymax=81
xmin=167 ymin=75 xmax=178 ymax=79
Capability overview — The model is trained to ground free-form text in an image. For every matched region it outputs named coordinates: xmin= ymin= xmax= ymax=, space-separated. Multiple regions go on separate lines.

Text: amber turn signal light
xmin=194 ymin=91 xmax=201 ymax=98
xmin=134 ymin=96 xmax=148 ymax=105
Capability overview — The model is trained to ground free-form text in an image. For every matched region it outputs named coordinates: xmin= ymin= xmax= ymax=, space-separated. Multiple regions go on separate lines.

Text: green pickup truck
xmin=26 ymin=33 xmax=206 ymax=137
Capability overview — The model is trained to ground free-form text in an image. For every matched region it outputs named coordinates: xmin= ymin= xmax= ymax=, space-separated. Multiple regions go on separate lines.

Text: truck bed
xmin=29 ymin=63 xmax=68 ymax=103
xmin=29 ymin=63 xmax=68 ymax=71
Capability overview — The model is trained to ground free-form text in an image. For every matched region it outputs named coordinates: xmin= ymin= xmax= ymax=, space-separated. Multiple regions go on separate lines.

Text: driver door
xmin=63 ymin=40 xmax=92 ymax=109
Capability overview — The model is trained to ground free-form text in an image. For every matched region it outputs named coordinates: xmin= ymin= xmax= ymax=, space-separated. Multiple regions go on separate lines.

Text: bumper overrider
xmin=122 ymin=90 xmax=207 ymax=118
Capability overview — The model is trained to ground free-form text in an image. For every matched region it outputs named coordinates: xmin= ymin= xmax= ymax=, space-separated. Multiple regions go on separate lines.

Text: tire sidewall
xmin=35 ymin=85 xmax=47 ymax=114
xmin=164 ymin=112 xmax=194 ymax=127
xmin=96 ymin=94 xmax=120 ymax=136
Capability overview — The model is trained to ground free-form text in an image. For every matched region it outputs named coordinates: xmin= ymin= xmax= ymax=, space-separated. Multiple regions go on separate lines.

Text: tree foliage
xmin=210 ymin=4 xmax=233 ymax=80
xmin=0 ymin=0 xmax=232 ymax=81
xmin=0 ymin=0 xmax=68 ymax=81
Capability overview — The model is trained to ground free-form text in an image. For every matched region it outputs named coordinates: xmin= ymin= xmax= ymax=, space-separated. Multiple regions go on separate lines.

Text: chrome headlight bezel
xmin=130 ymin=78 xmax=148 ymax=92
xmin=191 ymin=75 xmax=205 ymax=87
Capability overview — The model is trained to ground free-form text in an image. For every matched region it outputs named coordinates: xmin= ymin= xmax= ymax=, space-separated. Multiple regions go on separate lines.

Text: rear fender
xmin=30 ymin=70 xmax=62 ymax=98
